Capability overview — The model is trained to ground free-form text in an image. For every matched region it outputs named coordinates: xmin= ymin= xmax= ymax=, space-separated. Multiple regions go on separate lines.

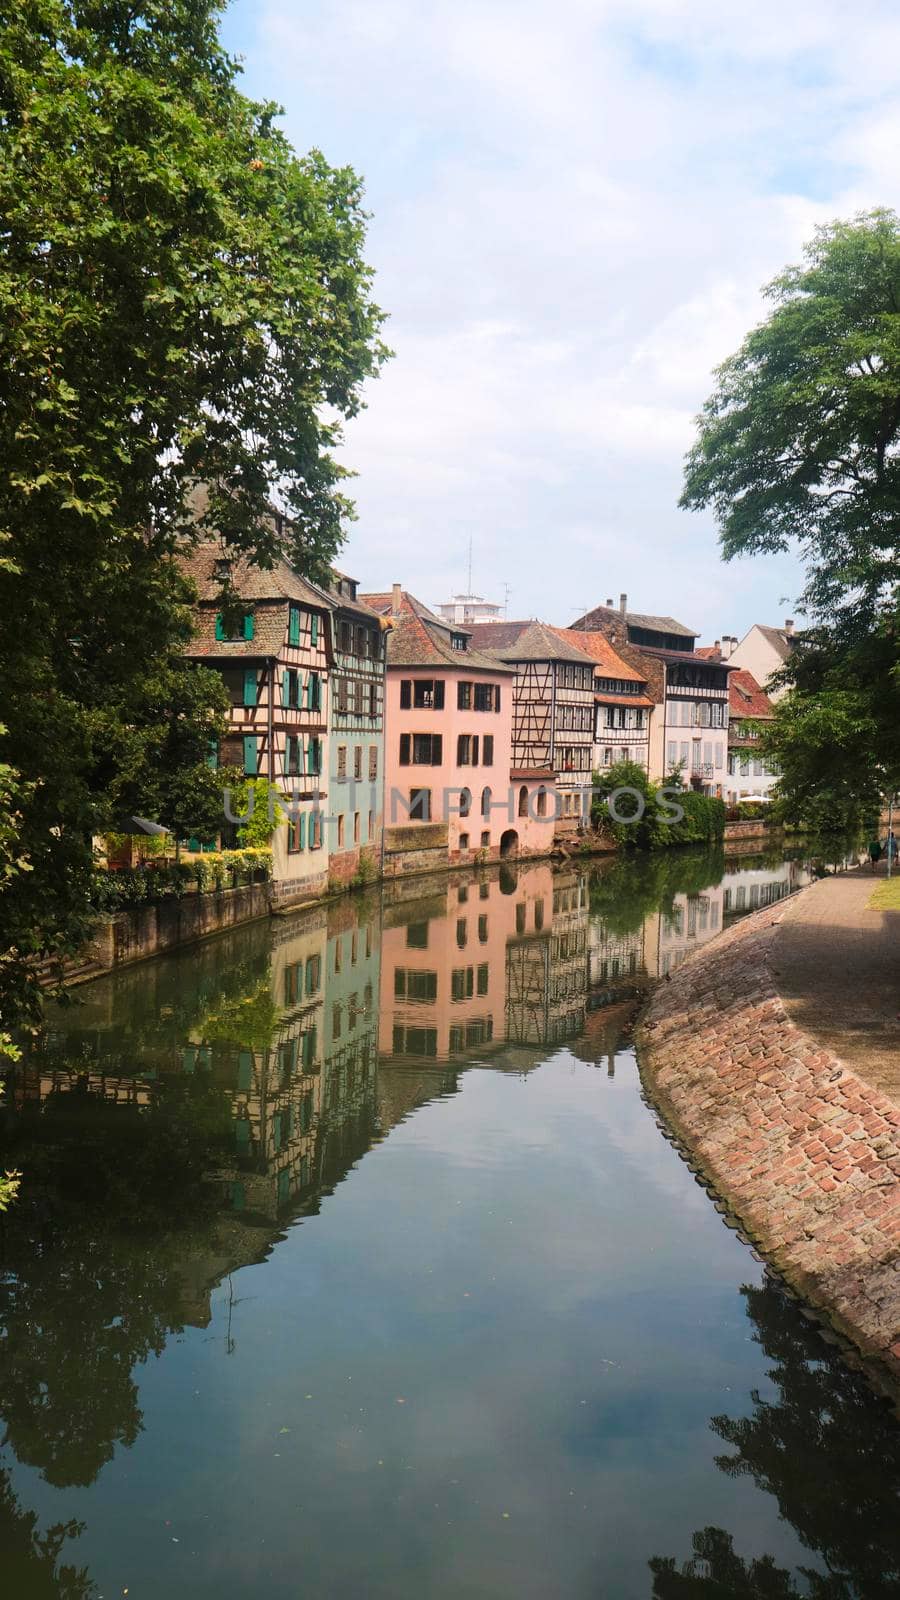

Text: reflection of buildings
xmin=378 ymin=864 xmax=591 ymax=1078
xmin=23 ymin=902 xmax=380 ymax=1225
xmin=645 ymin=858 xmax=809 ymax=978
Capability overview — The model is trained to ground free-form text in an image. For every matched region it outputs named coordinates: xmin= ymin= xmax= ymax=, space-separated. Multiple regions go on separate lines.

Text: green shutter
xmin=282 ymin=670 xmax=289 ymax=707
xmin=299 ymin=810 xmax=307 ymax=849
xmin=311 ymin=674 xmax=320 ymax=711
xmin=243 ymin=613 xmax=254 ymax=640
xmin=215 ymin=614 xmax=225 ymax=642
xmin=243 ymin=735 xmax=258 ymax=775
xmin=310 ymin=614 xmax=319 ymax=646
xmin=289 ymin=606 xmax=300 ymax=647
xmin=206 ymin=738 xmax=218 ymax=770
xmin=243 ymin=669 xmax=257 ymax=708
xmin=237 ymin=1050 xmax=253 ymax=1092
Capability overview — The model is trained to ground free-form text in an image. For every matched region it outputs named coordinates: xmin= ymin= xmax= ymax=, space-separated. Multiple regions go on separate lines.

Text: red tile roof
xmin=729 ymin=668 xmax=775 ymax=720
xmin=550 ymin=627 xmax=646 ymax=682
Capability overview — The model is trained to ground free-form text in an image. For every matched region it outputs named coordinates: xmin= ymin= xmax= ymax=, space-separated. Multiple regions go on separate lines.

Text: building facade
xmin=550 ymin=627 xmax=654 ymax=773
xmin=363 ymin=591 xmax=556 ymax=868
xmin=325 ymin=572 xmax=387 ymax=887
xmin=722 ymin=621 xmax=795 ymax=700
xmin=723 ymin=667 xmax=779 ymax=803
xmin=181 ymin=543 xmax=332 ymax=905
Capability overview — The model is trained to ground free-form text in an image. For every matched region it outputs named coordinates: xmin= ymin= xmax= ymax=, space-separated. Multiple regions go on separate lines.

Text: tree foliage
xmin=0 ymin=0 xmax=387 ymax=1031
xmin=681 ymin=211 xmax=900 ymax=816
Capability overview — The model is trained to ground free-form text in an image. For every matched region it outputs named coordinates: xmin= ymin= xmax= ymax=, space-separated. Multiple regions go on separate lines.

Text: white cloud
xmin=224 ymin=0 xmax=900 ymax=633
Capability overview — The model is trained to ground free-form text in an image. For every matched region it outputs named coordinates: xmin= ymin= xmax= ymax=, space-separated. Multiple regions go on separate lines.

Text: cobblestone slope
xmin=638 ymin=898 xmax=900 ymax=1385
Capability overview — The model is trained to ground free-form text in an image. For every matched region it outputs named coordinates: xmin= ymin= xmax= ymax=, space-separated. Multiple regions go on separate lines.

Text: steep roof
xmin=549 ymin=627 xmax=645 ymax=682
xmin=178 ymin=541 xmax=331 ymax=611
xmin=729 ymin=669 xmax=775 ymax=721
xmin=570 ymin=602 xmax=696 ymax=638
xmin=466 ymin=619 xmax=537 ymax=650
xmin=753 ymin=624 xmax=795 ymax=662
xmin=186 ymin=605 xmax=290 ymax=659
xmin=361 ymin=589 xmax=513 ymax=674
xmin=483 ymin=620 xmax=597 ymax=664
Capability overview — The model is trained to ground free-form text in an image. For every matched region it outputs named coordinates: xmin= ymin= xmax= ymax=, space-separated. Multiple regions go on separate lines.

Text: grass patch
xmin=870 ymin=876 xmax=900 ymax=911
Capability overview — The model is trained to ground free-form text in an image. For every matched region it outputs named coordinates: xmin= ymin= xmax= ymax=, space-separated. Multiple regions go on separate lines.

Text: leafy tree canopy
xmin=0 ymin=0 xmax=387 ymax=1028
xmin=682 ymin=211 xmax=900 ymax=813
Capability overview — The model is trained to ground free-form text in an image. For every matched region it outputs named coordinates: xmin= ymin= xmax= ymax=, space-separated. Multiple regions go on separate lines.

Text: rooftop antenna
xmin=466 ymin=535 xmax=473 ymax=598
xmin=503 ymin=582 xmax=513 ymax=618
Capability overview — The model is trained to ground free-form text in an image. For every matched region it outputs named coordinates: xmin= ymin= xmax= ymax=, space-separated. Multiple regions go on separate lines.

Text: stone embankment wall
xmin=86 ymin=882 xmax=271 ymax=973
xmin=638 ymin=898 xmax=900 ymax=1388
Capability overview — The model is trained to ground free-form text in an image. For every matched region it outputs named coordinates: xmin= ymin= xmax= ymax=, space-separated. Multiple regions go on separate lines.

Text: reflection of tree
xmin=0 ymin=1076 xmax=231 ymax=1487
xmin=649 ymin=1281 xmax=900 ymax=1598
xmin=0 ymin=1461 xmax=97 ymax=1597
xmin=589 ymin=846 xmax=726 ymax=936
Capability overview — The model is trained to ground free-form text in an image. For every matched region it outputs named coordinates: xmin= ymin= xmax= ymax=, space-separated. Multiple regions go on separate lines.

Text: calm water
xmin=2 ymin=846 xmax=899 ymax=1598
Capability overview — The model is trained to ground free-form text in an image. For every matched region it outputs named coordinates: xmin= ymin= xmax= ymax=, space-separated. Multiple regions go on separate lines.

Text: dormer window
xmin=214 ymin=557 xmax=232 ymax=578
xmin=451 ymin=633 xmax=467 ymax=651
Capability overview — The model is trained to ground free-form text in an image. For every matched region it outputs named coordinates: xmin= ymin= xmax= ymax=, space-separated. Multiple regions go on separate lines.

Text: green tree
xmin=0 ymin=0 xmax=387 ymax=1031
xmin=681 ymin=210 xmax=900 ymax=816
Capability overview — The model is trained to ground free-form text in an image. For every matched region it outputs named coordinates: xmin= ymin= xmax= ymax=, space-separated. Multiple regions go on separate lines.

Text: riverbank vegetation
xmin=0 ymin=0 xmax=387 ymax=1038
xmin=682 ymin=210 xmax=900 ymax=837
xmin=591 ymin=760 xmax=726 ymax=851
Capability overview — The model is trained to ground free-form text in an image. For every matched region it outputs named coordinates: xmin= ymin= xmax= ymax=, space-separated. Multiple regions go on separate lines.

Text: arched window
xmin=518 ymin=785 xmax=528 ymax=818
xmin=459 ymin=787 xmax=471 ymax=818
xmin=481 ymin=786 xmax=492 ymax=820
xmin=536 ymin=787 xmax=547 ymax=817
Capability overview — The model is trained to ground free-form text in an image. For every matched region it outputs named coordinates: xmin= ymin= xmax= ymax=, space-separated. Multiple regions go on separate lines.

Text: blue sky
xmin=220 ymin=0 xmax=900 ymax=641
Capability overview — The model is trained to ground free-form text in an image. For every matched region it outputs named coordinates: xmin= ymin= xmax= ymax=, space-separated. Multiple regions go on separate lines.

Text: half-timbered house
xmin=180 ymin=543 xmax=332 ymax=905
xmin=471 ymin=620 xmax=597 ymax=833
xmin=550 ymin=627 xmax=654 ymax=773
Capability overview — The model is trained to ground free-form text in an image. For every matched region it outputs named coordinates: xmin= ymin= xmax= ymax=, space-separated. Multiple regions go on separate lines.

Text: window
xmin=474 ymin=683 xmax=499 ymax=712
xmin=481 ymin=786 xmax=492 ymax=819
xmin=537 ymin=788 xmax=547 ymax=817
xmin=478 ymin=914 xmax=488 ymax=942
xmin=459 ymin=832 xmax=469 ymax=850
xmin=369 ymin=745 xmax=378 ymax=780
xmin=479 ymin=882 xmax=489 ymax=900
xmin=339 ymin=619 xmax=352 ymax=652
xmin=667 ymin=741 xmax=677 ymax=768
xmin=518 ymin=786 xmax=528 ymax=817
xmin=481 ymin=830 xmax=490 ymax=848
xmin=451 ymin=966 xmax=474 ymax=1001
xmin=305 ymin=954 xmax=321 ymax=994
xmin=459 ymin=788 xmax=472 ymax=817
xmin=283 ymin=735 xmax=300 ymax=777
xmin=307 ymin=737 xmax=322 ymax=775
xmin=406 ymin=921 xmax=429 ymax=948
xmin=458 ymin=681 xmax=472 ymax=710
xmin=477 ymin=963 xmax=489 ymax=995
xmin=456 ymin=919 xmax=467 ymax=948
xmin=451 ymin=634 xmax=467 ymax=651
xmin=482 ymin=735 xmax=494 ymax=766
xmin=336 ymin=678 xmax=349 ymax=713
xmin=337 ymin=745 xmax=347 ymax=779
xmin=399 ymin=733 xmax=410 ymax=766
xmin=215 ymin=611 xmax=254 ymax=642
xmin=243 ymin=735 xmax=258 ymax=775
xmin=409 ymin=788 xmax=431 ymax=821
xmin=393 ymin=1025 xmax=438 ymax=1057
xmin=337 ymin=815 xmax=345 ymax=847
xmin=401 ymin=679 xmax=445 ymax=709
xmin=354 ymin=745 xmax=363 ymax=780
xmin=287 ymin=812 xmax=306 ymax=853
xmin=368 ymin=809 xmax=374 ymax=838
xmin=310 ymin=810 xmax=323 ymax=848
xmin=282 ymin=669 xmax=300 ymax=709
xmin=412 ymin=733 xmax=442 ymax=764
xmin=458 ymin=734 xmax=471 ymax=765
xmin=289 ymin=606 xmax=301 ymax=647
xmin=354 ymin=812 xmax=360 ymax=843
xmin=369 ymin=684 xmax=377 ymax=718
xmin=307 ymin=673 xmax=321 ymax=712
xmin=516 ymin=904 xmax=526 ymax=934
xmin=394 ymin=969 xmax=438 ymax=1002
xmin=310 ymin=614 xmax=319 ymax=646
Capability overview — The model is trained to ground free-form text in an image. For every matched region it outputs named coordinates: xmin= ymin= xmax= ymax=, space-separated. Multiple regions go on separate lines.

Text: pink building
xmin=362 ymin=588 xmax=556 ymax=873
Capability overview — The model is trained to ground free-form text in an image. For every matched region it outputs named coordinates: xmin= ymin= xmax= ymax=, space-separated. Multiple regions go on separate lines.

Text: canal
xmin=1 ymin=846 xmax=899 ymax=1597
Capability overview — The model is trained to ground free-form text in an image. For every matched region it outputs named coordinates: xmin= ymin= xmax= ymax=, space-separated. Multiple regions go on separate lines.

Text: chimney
xmin=619 ymin=592 xmax=627 ymax=617
xmin=391 ymin=583 xmax=402 ymax=617
xmin=605 ymin=597 xmax=613 ymax=608
xmin=784 ymin=618 xmax=794 ymax=637
xmin=713 ymin=639 xmax=721 ymax=655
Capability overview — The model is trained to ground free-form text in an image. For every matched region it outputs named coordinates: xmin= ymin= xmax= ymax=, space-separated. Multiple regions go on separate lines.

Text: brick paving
xmin=638 ymin=891 xmax=900 ymax=1384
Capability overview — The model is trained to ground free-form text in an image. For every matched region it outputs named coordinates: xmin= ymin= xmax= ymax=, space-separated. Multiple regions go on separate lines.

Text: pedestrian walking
xmin=868 ymin=836 xmax=883 ymax=870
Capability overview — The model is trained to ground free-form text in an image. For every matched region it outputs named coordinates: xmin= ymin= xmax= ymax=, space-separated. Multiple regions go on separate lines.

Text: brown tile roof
xmin=481 ymin=620 xmax=597 ymax=664
xmin=362 ymin=590 xmax=514 ymax=674
xmin=549 ymin=627 xmax=645 ymax=682
xmin=571 ymin=602 xmax=696 ymax=637
xmin=466 ymin=619 xmax=537 ymax=649
xmin=729 ymin=669 xmax=775 ymax=721
xmin=593 ymin=691 xmax=655 ymax=708
xmin=186 ymin=603 xmax=290 ymax=659
xmin=695 ymin=645 xmax=722 ymax=660
xmin=754 ymin=624 xmax=795 ymax=662
xmin=178 ymin=541 xmax=330 ymax=610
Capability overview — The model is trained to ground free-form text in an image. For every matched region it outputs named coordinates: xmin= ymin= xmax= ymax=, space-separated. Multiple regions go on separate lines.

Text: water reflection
xmin=2 ymin=844 xmax=868 ymax=1600
xmin=650 ymin=1278 xmax=900 ymax=1598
